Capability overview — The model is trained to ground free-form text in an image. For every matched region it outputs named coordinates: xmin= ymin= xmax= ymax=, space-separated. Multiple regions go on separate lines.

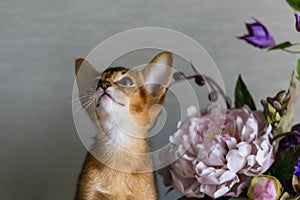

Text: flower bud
xmin=173 ymin=72 xmax=186 ymax=81
xmin=247 ymin=175 xmax=282 ymax=200
xmin=238 ymin=18 xmax=275 ymax=49
xmin=208 ymin=91 xmax=218 ymax=102
xmin=195 ymin=74 xmax=205 ymax=86
xmin=295 ymin=12 xmax=300 ymax=32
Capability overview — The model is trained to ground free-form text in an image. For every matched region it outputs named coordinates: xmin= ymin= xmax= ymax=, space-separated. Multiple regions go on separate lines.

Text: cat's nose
xmin=96 ymin=79 xmax=111 ymax=90
xmin=101 ymin=81 xmax=111 ymax=90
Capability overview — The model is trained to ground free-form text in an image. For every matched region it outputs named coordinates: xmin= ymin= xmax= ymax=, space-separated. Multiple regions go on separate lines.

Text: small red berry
xmin=195 ymin=74 xmax=205 ymax=86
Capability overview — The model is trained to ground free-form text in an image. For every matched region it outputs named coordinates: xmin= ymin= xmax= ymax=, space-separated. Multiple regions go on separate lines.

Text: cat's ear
xmin=75 ymin=58 xmax=100 ymax=96
xmin=143 ymin=52 xmax=173 ymax=97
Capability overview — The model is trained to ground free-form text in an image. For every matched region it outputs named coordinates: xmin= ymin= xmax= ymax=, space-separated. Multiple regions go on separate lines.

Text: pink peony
xmin=159 ymin=105 xmax=274 ymax=198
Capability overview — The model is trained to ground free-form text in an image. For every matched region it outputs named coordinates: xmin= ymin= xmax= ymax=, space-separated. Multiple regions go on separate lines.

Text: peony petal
xmin=214 ymin=177 xmax=240 ymax=198
xmin=196 ymin=169 xmax=225 ymax=185
xmin=255 ymin=140 xmax=270 ymax=166
xmin=237 ymin=142 xmax=251 ymax=157
xmin=225 ymin=137 xmax=237 ymax=150
xmin=242 ymin=118 xmax=257 ymax=141
xmin=226 ymin=175 xmax=250 ymax=197
xmin=219 ymin=170 xmax=237 ymax=183
xmin=235 ymin=116 xmax=244 ymax=132
xmin=203 ymin=145 xmax=226 ymax=166
xmin=227 ymin=149 xmax=245 ymax=172
xmin=214 ymin=186 xmax=231 ymax=198
xmin=187 ymin=105 xmax=198 ymax=117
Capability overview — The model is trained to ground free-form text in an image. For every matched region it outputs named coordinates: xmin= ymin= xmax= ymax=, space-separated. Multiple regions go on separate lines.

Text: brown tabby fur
xmin=74 ymin=52 xmax=173 ymax=200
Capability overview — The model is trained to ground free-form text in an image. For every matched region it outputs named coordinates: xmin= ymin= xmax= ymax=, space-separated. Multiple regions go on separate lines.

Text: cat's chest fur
xmin=78 ymin=153 xmax=157 ymax=200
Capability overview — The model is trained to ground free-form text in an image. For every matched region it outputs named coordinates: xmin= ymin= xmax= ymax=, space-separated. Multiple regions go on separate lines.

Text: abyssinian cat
xmin=74 ymin=52 xmax=173 ymax=200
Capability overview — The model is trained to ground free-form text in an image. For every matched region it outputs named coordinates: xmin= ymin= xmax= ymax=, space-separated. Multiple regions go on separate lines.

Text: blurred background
xmin=1 ymin=0 xmax=299 ymax=199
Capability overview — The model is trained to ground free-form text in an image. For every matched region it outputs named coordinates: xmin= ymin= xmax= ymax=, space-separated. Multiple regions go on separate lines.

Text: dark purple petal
xmin=294 ymin=157 xmax=300 ymax=178
xmin=239 ymin=35 xmax=275 ymax=49
xmin=277 ymin=127 xmax=300 ymax=154
xmin=295 ymin=12 xmax=300 ymax=32
xmin=238 ymin=18 xmax=275 ymax=49
xmin=251 ymin=18 xmax=270 ymax=35
xmin=247 ymin=24 xmax=266 ymax=37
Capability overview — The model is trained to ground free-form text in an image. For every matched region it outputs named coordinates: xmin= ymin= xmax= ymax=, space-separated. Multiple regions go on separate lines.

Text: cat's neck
xmin=90 ymin=121 xmax=153 ymax=173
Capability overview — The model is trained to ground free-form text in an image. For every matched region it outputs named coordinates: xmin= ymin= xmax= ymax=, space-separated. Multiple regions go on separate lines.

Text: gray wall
xmin=1 ymin=0 xmax=299 ymax=199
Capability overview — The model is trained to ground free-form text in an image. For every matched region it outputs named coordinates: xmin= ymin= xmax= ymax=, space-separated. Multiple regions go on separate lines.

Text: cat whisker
xmin=69 ymin=95 xmax=94 ymax=105
xmin=83 ymin=98 xmax=95 ymax=110
xmin=73 ymin=96 xmax=95 ymax=114
xmin=73 ymin=102 xmax=90 ymax=114
xmin=59 ymin=95 xmax=94 ymax=113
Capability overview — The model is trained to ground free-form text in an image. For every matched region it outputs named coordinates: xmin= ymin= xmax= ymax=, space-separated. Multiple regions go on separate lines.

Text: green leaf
xmin=286 ymin=0 xmax=300 ymax=12
xmin=268 ymin=41 xmax=293 ymax=51
xmin=269 ymin=145 xmax=300 ymax=183
xmin=234 ymin=75 xmax=257 ymax=110
xmin=297 ymin=59 xmax=300 ymax=80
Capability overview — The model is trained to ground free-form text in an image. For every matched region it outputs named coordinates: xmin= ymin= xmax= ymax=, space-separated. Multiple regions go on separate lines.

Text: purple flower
xmin=278 ymin=133 xmax=300 ymax=155
xmin=294 ymin=12 xmax=300 ymax=32
xmin=278 ymin=126 xmax=300 ymax=155
xmin=277 ymin=129 xmax=300 ymax=194
xmin=294 ymin=157 xmax=300 ymax=178
xmin=238 ymin=18 xmax=275 ymax=49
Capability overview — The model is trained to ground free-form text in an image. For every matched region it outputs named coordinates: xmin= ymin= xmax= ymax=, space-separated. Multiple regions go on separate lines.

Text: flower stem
xmin=170 ymin=62 xmax=232 ymax=108
xmin=281 ymin=49 xmax=300 ymax=54
xmin=202 ymin=75 xmax=231 ymax=108
xmin=270 ymin=131 xmax=300 ymax=144
xmin=189 ymin=62 xmax=232 ymax=108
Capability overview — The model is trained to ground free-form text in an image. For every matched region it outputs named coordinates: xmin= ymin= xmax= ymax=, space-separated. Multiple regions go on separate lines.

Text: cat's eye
xmin=116 ymin=76 xmax=134 ymax=87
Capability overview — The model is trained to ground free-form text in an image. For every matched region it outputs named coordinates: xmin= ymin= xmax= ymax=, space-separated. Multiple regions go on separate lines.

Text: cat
xmin=74 ymin=52 xmax=173 ymax=200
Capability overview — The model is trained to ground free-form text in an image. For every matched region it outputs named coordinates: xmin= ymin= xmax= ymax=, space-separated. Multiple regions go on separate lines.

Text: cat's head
xmin=75 ymin=52 xmax=173 ymax=135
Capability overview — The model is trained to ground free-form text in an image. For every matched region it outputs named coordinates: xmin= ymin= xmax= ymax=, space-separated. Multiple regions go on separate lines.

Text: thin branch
xmin=281 ymin=49 xmax=300 ymax=54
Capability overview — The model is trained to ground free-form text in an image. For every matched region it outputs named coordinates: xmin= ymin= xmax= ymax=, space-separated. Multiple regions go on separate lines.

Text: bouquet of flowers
xmin=159 ymin=1 xmax=300 ymax=200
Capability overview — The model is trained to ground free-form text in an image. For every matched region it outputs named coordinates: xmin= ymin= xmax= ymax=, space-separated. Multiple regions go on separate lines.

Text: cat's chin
xmin=98 ymin=93 xmax=122 ymax=105
xmin=97 ymin=96 xmax=126 ymax=114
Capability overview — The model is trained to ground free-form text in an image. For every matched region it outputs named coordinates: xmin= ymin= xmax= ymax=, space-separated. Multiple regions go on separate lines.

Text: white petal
xmin=213 ymin=186 xmax=230 ymax=198
xmin=187 ymin=105 xmax=198 ymax=117
xmin=214 ymin=176 xmax=239 ymax=198
xmin=225 ymin=137 xmax=237 ymax=150
xmin=226 ymin=149 xmax=245 ymax=172
xmin=219 ymin=170 xmax=237 ymax=183
xmin=247 ymin=155 xmax=255 ymax=167
xmin=237 ymin=142 xmax=251 ymax=157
